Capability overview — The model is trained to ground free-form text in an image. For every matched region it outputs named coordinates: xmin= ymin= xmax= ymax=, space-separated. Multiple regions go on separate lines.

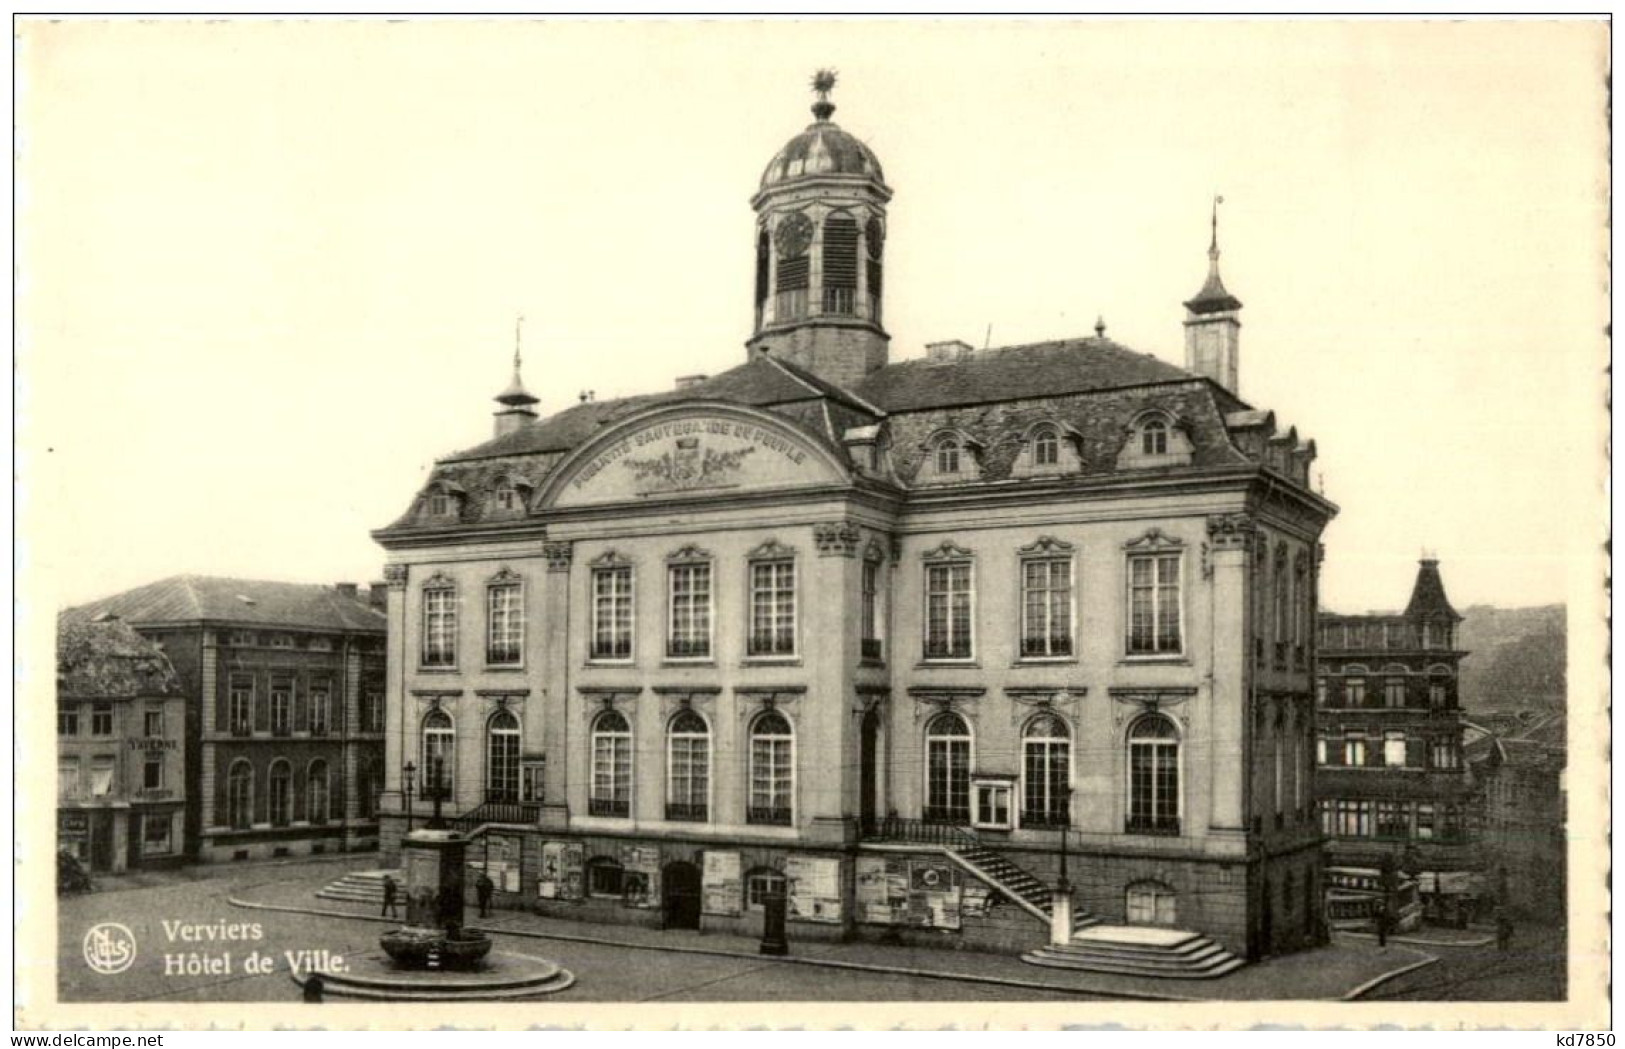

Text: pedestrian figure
xmin=381 ymin=874 xmax=399 ymax=918
xmin=1496 ymin=912 xmax=1514 ymax=952
xmin=476 ymin=871 xmax=495 ymax=918
xmin=1375 ymin=902 xmax=1389 ymax=948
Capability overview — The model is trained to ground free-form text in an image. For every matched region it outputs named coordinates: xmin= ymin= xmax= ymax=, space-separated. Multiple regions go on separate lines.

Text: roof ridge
xmin=761 ymin=355 xmax=887 ymax=418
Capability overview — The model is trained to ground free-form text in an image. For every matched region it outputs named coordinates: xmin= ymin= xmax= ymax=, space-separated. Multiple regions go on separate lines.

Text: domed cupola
xmin=746 ymin=70 xmax=892 ymax=390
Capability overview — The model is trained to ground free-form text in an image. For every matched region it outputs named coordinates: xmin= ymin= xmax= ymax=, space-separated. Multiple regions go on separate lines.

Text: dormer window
xmin=936 ymin=436 xmax=961 ymax=475
xmin=1141 ymin=418 xmax=1168 ymax=456
xmin=495 ymin=486 xmax=518 ymax=512
xmin=1033 ymin=426 xmax=1059 ymax=466
xmin=429 ymin=493 xmax=451 ymax=517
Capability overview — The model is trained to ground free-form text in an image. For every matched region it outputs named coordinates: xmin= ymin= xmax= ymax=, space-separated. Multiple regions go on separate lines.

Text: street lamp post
xmin=1049 ymin=786 xmax=1074 ymax=947
xmin=403 ymin=761 xmax=417 ymax=835
xmin=428 ymin=757 xmax=447 ymax=830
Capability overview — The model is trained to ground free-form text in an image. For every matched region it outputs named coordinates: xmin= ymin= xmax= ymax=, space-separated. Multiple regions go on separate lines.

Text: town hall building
xmin=372 ymin=75 xmax=1335 ymax=964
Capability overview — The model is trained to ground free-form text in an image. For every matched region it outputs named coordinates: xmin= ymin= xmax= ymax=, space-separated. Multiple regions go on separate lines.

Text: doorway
xmin=89 ymin=812 xmax=115 ymax=873
xmin=859 ymin=706 xmax=880 ymax=830
xmin=663 ymin=861 xmax=702 ymax=930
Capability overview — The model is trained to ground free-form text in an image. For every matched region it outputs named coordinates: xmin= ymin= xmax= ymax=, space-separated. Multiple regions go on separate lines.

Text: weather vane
xmin=1211 ymin=194 xmax=1225 ymax=253
xmin=811 ymin=69 xmax=838 ymax=120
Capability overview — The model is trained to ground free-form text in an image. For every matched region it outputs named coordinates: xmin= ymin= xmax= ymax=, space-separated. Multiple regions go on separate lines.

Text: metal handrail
xmin=859 ymin=815 xmax=979 ymax=848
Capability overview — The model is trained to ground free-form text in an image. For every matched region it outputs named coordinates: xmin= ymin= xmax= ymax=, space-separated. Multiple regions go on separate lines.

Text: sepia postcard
xmin=14 ymin=16 xmax=1611 ymax=1031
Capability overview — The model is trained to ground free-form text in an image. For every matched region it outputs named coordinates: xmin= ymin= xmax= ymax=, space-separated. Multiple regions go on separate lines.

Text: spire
xmin=1184 ymin=194 xmax=1243 ymax=315
xmin=811 ymin=68 xmax=837 ymax=122
xmin=1404 ymin=556 xmax=1461 ymax=621
xmin=495 ymin=315 xmax=539 ymax=409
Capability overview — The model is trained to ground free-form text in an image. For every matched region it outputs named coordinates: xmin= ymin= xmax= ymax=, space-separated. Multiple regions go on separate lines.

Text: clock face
xmin=776 ymin=212 xmax=813 ymax=259
xmin=866 ymin=217 xmax=885 ymax=260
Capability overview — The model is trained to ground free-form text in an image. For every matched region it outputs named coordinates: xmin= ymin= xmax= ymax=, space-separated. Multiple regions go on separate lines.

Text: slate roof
xmin=67 ymin=576 xmax=387 ymax=633
xmin=1404 ymin=559 xmax=1461 ymax=621
xmin=759 ymin=119 xmax=886 ymax=192
xmin=57 ymin=615 xmax=182 ymax=700
xmin=853 ymin=337 xmax=1215 ymax=413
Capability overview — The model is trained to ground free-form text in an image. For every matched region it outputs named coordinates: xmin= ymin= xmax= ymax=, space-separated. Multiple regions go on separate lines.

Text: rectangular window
xmin=1343 ymin=736 xmax=1367 ymax=767
xmin=1126 ymin=552 xmax=1181 ymax=655
xmin=590 ymin=734 xmax=632 ymax=817
xmin=309 ymin=685 xmax=331 ymax=736
xmin=421 ymin=587 xmax=457 ymax=667
xmin=1345 ymin=678 xmax=1366 ymax=708
xmin=270 ymin=682 xmax=292 ymax=736
xmin=1020 ymin=557 xmax=1073 ymax=658
xmin=58 ymin=706 xmax=79 ymax=736
xmin=748 ymin=560 xmax=796 ymax=657
xmin=1376 ymin=801 xmax=1408 ymax=840
xmin=1336 ymin=799 xmax=1372 ymax=837
xmin=143 ymin=754 xmax=164 ymax=790
xmin=90 ymin=757 xmax=116 ymax=797
xmin=487 ymin=583 xmax=524 ymax=665
xmin=923 ymin=561 xmax=973 ymax=660
xmin=666 ymin=735 xmax=710 ymax=822
xmin=142 ymin=814 xmax=173 ymax=856
xmin=143 ymin=706 xmax=164 ymax=737
xmin=1415 ymin=802 xmax=1436 ymax=840
xmin=362 ymin=691 xmax=384 ymax=733
xmin=591 ymin=565 xmax=634 ymax=661
xmin=861 ymin=560 xmax=883 ymax=661
xmin=1385 ymin=679 xmax=1406 ymax=708
xmin=229 ymin=676 xmax=254 ymax=735
xmin=667 ymin=562 xmax=713 ymax=659
xmin=749 ymin=735 xmax=793 ymax=825
xmin=1431 ymin=739 xmax=1460 ymax=769
xmin=972 ymin=781 xmax=1013 ymax=830
xmin=91 ymin=702 xmax=114 ymax=736
xmin=58 ymin=759 xmax=79 ymax=801
xmin=1315 ymin=678 xmax=1327 ymax=707
xmin=1429 ymin=682 xmax=1448 ymax=708
xmin=1384 ymin=731 xmax=1407 ymax=768
xmin=1316 ymin=737 xmax=1328 ymax=766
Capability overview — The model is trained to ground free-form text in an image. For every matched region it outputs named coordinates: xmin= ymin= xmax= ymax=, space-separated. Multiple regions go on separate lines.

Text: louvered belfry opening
xmin=866 ymin=249 xmax=883 ymax=326
xmin=822 ymin=214 xmax=859 ymax=316
xmin=775 ymin=254 xmax=809 ymax=322
xmin=754 ymin=228 xmax=770 ymax=329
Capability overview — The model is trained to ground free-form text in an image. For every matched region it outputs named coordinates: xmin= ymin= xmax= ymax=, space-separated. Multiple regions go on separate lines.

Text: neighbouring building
xmin=67 ymin=577 xmax=388 ymax=863
xmin=57 ymin=614 xmax=186 ymax=872
xmin=1315 ymin=558 xmax=1483 ymax=925
xmin=372 ymin=76 xmax=1335 ymax=962
xmin=1467 ymin=710 xmax=1565 ymax=921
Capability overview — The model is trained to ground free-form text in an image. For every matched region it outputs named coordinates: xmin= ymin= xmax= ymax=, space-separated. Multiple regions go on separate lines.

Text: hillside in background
xmin=1456 ymin=604 xmax=1566 ymax=713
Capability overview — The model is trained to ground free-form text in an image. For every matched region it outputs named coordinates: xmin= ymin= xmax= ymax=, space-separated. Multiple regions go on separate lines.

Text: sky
xmin=17 ymin=18 xmax=1609 ymax=616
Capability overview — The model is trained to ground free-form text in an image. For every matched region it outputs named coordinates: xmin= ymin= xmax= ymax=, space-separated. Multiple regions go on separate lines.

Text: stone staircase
xmin=316 ymin=868 xmax=401 ymax=906
xmin=947 ymin=845 xmax=1099 ymax=932
xmin=1022 ymin=924 xmax=1245 ymax=979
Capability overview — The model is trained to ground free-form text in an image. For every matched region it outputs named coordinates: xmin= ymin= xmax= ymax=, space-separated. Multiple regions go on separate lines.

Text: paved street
xmin=55 ymin=858 xmax=1566 ymax=1005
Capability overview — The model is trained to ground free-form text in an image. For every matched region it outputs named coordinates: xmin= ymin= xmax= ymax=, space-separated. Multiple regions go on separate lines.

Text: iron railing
xmin=860 ymin=815 xmax=979 ymax=848
xmin=747 ymin=806 xmax=792 ymax=826
xmin=665 ymin=802 xmax=709 ymax=822
xmin=588 ymin=797 xmax=629 ymax=818
xmin=450 ymin=801 xmax=541 ymax=835
xmin=1125 ymin=814 xmax=1181 ymax=837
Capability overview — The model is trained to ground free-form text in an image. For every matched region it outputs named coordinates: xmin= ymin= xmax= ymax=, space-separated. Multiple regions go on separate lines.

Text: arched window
xmin=356 ymin=755 xmax=378 ymax=820
xmin=754 ymin=227 xmax=771 ymax=328
xmin=1126 ymin=880 xmax=1178 ymax=925
xmin=935 ymin=435 xmax=961 ymax=476
xmin=666 ymin=709 xmax=711 ymax=822
xmin=421 ymin=709 xmax=455 ymax=802
xmin=822 ymin=213 xmax=859 ymax=315
xmin=487 ymin=709 xmax=521 ymax=803
xmin=924 ymin=711 xmax=972 ymax=823
xmin=1141 ymin=417 xmax=1169 ymax=456
xmin=1022 ymin=713 xmax=1071 ymax=827
xmin=748 ymin=710 xmax=794 ymax=825
xmin=307 ymin=759 xmax=330 ymax=824
xmin=589 ymin=710 xmax=632 ymax=818
xmin=226 ymin=760 xmax=253 ymax=829
xmin=1032 ymin=426 xmax=1059 ymax=467
xmin=268 ymin=759 xmax=292 ymax=827
xmin=1127 ymin=715 xmax=1179 ymax=835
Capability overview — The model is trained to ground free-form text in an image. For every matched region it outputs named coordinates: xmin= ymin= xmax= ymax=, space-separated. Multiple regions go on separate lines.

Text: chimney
xmin=368 ymin=582 xmax=389 ymax=609
xmin=675 ymin=374 xmax=708 ymax=390
xmin=926 ymin=339 xmax=974 ymax=363
xmin=335 ymin=583 xmax=358 ymax=600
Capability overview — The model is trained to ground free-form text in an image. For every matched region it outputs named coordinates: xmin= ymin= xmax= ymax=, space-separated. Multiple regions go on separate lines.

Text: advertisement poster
xmin=702 ymin=850 xmax=742 ymax=916
xmin=854 ymin=856 xmax=966 ymax=929
xmin=621 ymin=844 xmax=662 ymax=909
xmin=854 ymin=855 xmax=903 ymax=924
xmin=483 ymin=834 xmax=522 ymax=893
xmin=537 ymin=840 xmax=584 ymax=900
xmin=783 ymin=854 xmax=842 ymax=924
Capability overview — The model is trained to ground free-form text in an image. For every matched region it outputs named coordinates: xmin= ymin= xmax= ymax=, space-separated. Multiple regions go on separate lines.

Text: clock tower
xmin=747 ymin=71 xmax=891 ymax=389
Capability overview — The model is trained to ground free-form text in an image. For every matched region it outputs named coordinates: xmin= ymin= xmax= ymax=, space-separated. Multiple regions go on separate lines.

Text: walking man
xmin=476 ymin=871 xmax=495 ymax=918
xmin=381 ymin=874 xmax=399 ymax=918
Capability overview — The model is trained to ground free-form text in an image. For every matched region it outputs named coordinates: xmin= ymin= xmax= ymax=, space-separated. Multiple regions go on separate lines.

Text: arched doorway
xmin=663 ymin=861 xmax=702 ymax=930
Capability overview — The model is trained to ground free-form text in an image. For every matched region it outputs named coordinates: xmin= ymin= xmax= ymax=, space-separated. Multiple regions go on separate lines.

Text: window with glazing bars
xmin=1127 ymin=552 xmax=1181 ymax=654
xmin=268 ymin=763 xmax=292 ymax=826
xmin=422 ymin=586 xmax=457 ymax=667
xmin=591 ymin=566 xmax=633 ymax=660
xmin=229 ymin=677 xmax=253 ymax=734
xmin=666 ymin=710 xmax=710 ymax=821
xmin=487 ymin=583 xmax=523 ymax=665
xmin=925 ymin=712 xmax=971 ymax=822
xmin=748 ymin=560 xmax=796 ymax=656
xmin=1127 ymin=717 xmax=1179 ymax=834
xmin=1021 ymin=557 xmax=1072 ymax=657
xmin=307 ymin=762 xmax=329 ymax=823
xmin=861 ymin=559 xmax=882 ymax=659
xmin=309 ymin=686 xmax=330 ymax=736
xmin=924 ymin=561 xmax=973 ymax=659
xmin=748 ymin=711 xmax=793 ymax=824
xmin=1022 ymin=714 xmax=1070 ymax=826
xmin=667 ymin=563 xmax=711 ymax=658
xmin=487 ymin=711 xmax=520 ymax=802
xmin=590 ymin=711 xmax=631 ymax=816
xmin=270 ymin=684 xmax=292 ymax=736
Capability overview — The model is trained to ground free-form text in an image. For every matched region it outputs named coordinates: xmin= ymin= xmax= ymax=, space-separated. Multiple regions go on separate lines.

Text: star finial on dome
xmin=811 ymin=68 xmax=838 ymax=121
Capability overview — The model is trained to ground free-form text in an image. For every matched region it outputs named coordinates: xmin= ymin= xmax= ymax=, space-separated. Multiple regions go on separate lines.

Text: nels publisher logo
xmin=83 ymin=922 xmax=137 ymax=975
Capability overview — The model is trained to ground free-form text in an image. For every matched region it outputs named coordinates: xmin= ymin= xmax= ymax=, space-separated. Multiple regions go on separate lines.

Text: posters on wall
xmin=481 ymin=834 xmax=523 ymax=892
xmin=702 ymin=850 xmax=743 ymax=916
xmin=854 ymin=854 xmax=966 ymax=929
xmin=783 ymin=854 xmax=842 ymax=924
xmin=537 ymin=840 xmax=584 ymax=900
xmin=621 ymin=844 xmax=662 ymax=909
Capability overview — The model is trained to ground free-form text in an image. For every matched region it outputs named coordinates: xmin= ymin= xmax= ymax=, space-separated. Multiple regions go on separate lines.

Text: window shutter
xmin=822 ymin=216 xmax=858 ymax=290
